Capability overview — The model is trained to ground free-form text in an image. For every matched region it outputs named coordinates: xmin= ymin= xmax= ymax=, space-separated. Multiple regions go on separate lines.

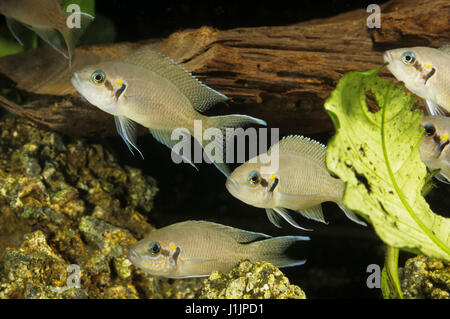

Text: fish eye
xmin=423 ymin=123 xmax=436 ymax=137
xmin=247 ymin=171 xmax=261 ymax=186
xmin=401 ymin=52 xmax=416 ymax=65
xmin=148 ymin=242 xmax=161 ymax=256
xmin=90 ymin=70 xmax=106 ymax=85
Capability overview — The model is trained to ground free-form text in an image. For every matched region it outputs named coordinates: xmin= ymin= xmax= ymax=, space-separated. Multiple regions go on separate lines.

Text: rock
xmin=0 ymin=118 xmax=306 ymax=299
xmin=0 ymin=230 xmax=76 ymax=299
xmin=0 ymin=118 xmax=158 ymax=298
xmin=200 ymin=260 xmax=306 ymax=299
xmin=400 ymin=255 xmax=450 ymax=299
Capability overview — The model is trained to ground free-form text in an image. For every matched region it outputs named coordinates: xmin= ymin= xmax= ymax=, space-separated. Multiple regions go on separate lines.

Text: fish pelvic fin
xmin=114 ymin=116 xmax=144 ymax=159
xmin=149 ymin=127 xmax=199 ymax=172
xmin=265 ymin=208 xmax=312 ymax=231
xmin=124 ymin=50 xmax=228 ymax=112
xmin=204 ymin=114 xmax=267 ymax=177
xmin=336 ymin=202 xmax=367 ymax=226
xmin=295 ymin=205 xmax=328 ymax=224
xmin=435 ymin=172 xmax=450 ymax=184
xmin=248 ymin=235 xmax=309 ymax=269
xmin=425 ymin=100 xmax=446 ymax=116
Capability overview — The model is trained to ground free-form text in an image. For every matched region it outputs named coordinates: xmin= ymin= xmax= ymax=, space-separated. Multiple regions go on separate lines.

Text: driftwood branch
xmin=0 ymin=0 xmax=448 ymax=136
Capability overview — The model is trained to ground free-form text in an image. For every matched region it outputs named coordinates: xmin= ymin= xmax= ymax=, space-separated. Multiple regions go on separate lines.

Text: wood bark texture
xmin=0 ymin=0 xmax=448 ymax=136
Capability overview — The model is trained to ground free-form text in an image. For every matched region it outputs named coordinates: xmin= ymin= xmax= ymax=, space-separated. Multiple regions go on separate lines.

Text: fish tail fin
xmin=337 ymin=202 xmax=367 ymax=226
xmin=204 ymin=114 xmax=267 ymax=177
xmin=6 ymin=18 xmax=27 ymax=46
xmin=249 ymin=235 xmax=309 ymax=269
xmin=59 ymin=11 xmax=95 ymax=64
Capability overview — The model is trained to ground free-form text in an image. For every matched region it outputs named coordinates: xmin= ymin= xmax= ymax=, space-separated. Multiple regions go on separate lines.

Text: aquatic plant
xmin=324 ymin=68 xmax=450 ymax=298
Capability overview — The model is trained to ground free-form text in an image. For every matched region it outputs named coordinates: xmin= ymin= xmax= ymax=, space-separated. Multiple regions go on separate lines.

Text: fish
xmin=0 ymin=0 xmax=94 ymax=64
xmin=420 ymin=115 xmax=450 ymax=184
xmin=225 ymin=135 xmax=366 ymax=230
xmin=70 ymin=50 xmax=266 ymax=177
xmin=383 ymin=46 xmax=450 ymax=116
xmin=127 ymin=220 xmax=309 ymax=279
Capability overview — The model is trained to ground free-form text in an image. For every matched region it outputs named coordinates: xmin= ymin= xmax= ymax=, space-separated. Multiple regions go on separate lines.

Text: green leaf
xmin=324 ymin=69 xmax=450 ymax=261
xmin=381 ymin=245 xmax=403 ymax=299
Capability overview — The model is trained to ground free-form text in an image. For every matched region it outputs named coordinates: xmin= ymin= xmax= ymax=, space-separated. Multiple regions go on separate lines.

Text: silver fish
xmin=226 ymin=135 xmax=366 ymax=230
xmin=0 ymin=0 xmax=94 ymax=64
xmin=420 ymin=115 xmax=450 ymax=183
xmin=71 ymin=50 xmax=266 ymax=176
xmin=384 ymin=46 xmax=450 ymax=116
xmin=128 ymin=220 xmax=309 ymax=279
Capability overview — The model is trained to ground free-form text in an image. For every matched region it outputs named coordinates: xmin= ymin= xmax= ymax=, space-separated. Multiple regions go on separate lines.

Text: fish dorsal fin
xmin=124 ymin=50 xmax=228 ymax=112
xmin=438 ymin=45 xmax=450 ymax=55
xmin=271 ymin=135 xmax=327 ymax=168
xmin=183 ymin=220 xmax=270 ymax=244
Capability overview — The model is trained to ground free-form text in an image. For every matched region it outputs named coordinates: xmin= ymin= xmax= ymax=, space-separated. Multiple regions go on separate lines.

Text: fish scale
xmin=420 ymin=115 xmax=450 ymax=183
xmin=128 ymin=221 xmax=308 ymax=279
xmin=384 ymin=46 xmax=450 ymax=116
xmin=0 ymin=0 xmax=94 ymax=64
xmin=71 ymin=50 xmax=266 ymax=177
xmin=226 ymin=135 xmax=366 ymax=229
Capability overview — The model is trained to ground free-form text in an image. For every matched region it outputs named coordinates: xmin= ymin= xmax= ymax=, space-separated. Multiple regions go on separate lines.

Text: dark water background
xmin=2 ymin=0 xmax=446 ymax=299
xmin=94 ymin=0 xmax=400 ymax=299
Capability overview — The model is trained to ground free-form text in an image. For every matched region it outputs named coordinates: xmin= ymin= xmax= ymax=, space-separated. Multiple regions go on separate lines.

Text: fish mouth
xmin=225 ymin=178 xmax=239 ymax=195
xmin=127 ymin=248 xmax=140 ymax=264
xmin=383 ymin=51 xmax=392 ymax=65
xmin=70 ymin=72 xmax=82 ymax=92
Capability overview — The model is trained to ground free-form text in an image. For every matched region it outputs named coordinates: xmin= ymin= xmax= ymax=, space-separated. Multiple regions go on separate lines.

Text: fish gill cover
xmin=324 ymin=68 xmax=450 ymax=261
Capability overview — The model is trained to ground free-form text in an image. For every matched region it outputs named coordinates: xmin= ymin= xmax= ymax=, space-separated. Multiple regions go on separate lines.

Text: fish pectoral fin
xmin=114 ymin=116 xmax=144 ymax=159
xmin=295 ymin=205 xmax=327 ymax=224
xmin=149 ymin=127 xmax=199 ymax=171
xmin=425 ymin=100 xmax=446 ymax=116
xmin=184 ymin=257 xmax=217 ymax=264
xmin=266 ymin=207 xmax=313 ymax=231
xmin=435 ymin=172 xmax=450 ymax=184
